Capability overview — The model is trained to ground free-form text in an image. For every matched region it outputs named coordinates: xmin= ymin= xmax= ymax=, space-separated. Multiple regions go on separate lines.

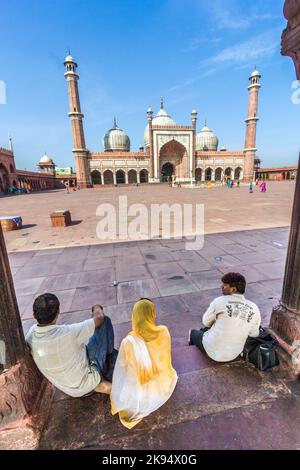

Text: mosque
xmin=0 ymin=55 xmax=261 ymax=194
xmin=64 ymin=53 xmax=261 ymax=188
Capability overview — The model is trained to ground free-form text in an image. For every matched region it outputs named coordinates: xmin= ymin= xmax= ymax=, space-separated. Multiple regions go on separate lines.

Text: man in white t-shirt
xmin=26 ymin=293 xmax=117 ymax=397
xmin=189 ymin=272 xmax=261 ymax=362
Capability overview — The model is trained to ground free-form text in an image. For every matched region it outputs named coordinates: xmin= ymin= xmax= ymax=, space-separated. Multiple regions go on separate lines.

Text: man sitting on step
xmin=189 ymin=272 xmax=261 ymax=362
xmin=26 ymin=293 xmax=117 ymax=397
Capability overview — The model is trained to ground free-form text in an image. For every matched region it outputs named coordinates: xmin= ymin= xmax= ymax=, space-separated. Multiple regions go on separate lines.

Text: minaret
xmin=191 ymin=109 xmax=197 ymax=182
xmin=243 ymin=68 xmax=261 ymax=181
xmin=147 ymin=106 xmax=154 ymax=180
xmin=64 ymin=53 xmax=92 ymax=188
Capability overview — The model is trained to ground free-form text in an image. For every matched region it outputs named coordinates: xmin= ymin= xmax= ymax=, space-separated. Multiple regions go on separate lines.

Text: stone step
xmin=40 ymin=347 xmax=290 ymax=450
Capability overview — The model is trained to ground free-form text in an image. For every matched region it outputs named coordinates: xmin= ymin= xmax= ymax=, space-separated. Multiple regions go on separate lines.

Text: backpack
xmin=241 ymin=327 xmax=280 ymax=371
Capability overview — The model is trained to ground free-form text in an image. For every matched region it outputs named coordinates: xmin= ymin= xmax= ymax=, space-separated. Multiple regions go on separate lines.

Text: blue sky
xmin=0 ymin=0 xmax=299 ymax=170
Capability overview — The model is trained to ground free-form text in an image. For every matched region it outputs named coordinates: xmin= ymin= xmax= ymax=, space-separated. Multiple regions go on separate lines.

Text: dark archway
xmin=215 ymin=167 xmax=222 ymax=181
xmin=103 ymin=170 xmax=114 ymax=185
xmin=225 ymin=167 xmax=232 ymax=179
xmin=161 ymin=162 xmax=174 ymax=182
xmin=286 ymin=171 xmax=291 ymax=180
xmin=195 ymin=168 xmax=202 ymax=182
xmin=234 ymin=167 xmax=242 ymax=180
xmin=91 ymin=170 xmax=102 ymax=185
xmin=140 ymin=169 xmax=148 ymax=183
xmin=205 ymin=168 xmax=212 ymax=181
xmin=128 ymin=169 xmax=137 ymax=184
xmin=0 ymin=163 xmax=10 ymax=192
xmin=116 ymin=170 xmax=125 ymax=184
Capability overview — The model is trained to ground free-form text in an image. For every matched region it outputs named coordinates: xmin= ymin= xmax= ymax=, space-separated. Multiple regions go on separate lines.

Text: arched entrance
xmin=0 ymin=164 xmax=10 ymax=192
xmin=128 ymin=169 xmax=137 ymax=184
xmin=195 ymin=168 xmax=202 ymax=182
xmin=116 ymin=170 xmax=125 ymax=184
xmin=140 ymin=169 xmax=148 ymax=183
xmin=215 ymin=167 xmax=222 ymax=181
xmin=161 ymin=162 xmax=174 ymax=182
xmin=159 ymin=139 xmax=187 ymax=181
xmin=91 ymin=170 xmax=101 ymax=185
xmin=205 ymin=168 xmax=212 ymax=181
xmin=234 ymin=167 xmax=242 ymax=180
xmin=225 ymin=167 xmax=233 ymax=180
xmin=103 ymin=170 xmax=114 ymax=185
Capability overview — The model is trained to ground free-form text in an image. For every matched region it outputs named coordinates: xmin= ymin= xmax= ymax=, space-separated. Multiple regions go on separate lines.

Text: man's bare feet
xmin=94 ymin=380 xmax=112 ymax=395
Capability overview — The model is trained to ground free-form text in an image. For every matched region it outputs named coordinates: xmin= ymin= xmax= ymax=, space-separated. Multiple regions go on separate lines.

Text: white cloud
xmin=206 ymin=29 xmax=280 ymax=66
xmin=170 ymin=29 xmax=280 ymax=93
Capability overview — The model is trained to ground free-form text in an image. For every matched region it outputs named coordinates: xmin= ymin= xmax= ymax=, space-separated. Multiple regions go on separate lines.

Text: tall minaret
xmin=64 ymin=53 xmax=92 ymax=188
xmin=243 ymin=69 xmax=261 ymax=181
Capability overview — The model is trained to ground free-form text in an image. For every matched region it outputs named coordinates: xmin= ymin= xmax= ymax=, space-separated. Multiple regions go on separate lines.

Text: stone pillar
xmin=0 ymin=226 xmax=53 ymax=449
xmin=269 ymin=1 xmax=300 ymax=377
xmin=113 ymin=172 xmax=117 ymax=185
xmin=64 ymin=54 xmax=92 ymax=189
xmin=243 ymin=69 xmax=261 ymax=182
xmin=211 ymin=169 xmax=215 ymax=182
xmin=191 ymin=110 xmax=197 ymax=183
xmin=137 ymin=171 xmax=140 ymax=184
xmin=147 ymin=108 xmax=154 ymax=181
xmin=125 ymin=172 xmax=128 ymax=185
xmin=201 ymin=170 xmax=205 ymax=182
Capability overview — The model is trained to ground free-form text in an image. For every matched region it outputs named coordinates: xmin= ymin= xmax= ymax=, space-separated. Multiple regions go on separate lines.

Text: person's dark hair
xmin=222 ymin=272 xmax=246 ymax=294
xmin=33 ymin=293 xmax=60 ymax=325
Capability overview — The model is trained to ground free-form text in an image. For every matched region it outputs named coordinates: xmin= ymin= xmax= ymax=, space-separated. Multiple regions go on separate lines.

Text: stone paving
xmin=1 ymin=181 xmax=295 ymax=252
xmin=4 ymin=182 xmax=300 ymax=450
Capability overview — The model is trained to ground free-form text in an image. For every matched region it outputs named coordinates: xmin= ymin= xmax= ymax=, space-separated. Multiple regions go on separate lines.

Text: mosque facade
xmin=64 ymin=54 xmax=261 ymax=188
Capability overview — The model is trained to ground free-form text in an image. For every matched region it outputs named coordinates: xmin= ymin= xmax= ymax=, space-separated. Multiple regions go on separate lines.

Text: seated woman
xmin=111 ymin=299 xmax=178 ymax=429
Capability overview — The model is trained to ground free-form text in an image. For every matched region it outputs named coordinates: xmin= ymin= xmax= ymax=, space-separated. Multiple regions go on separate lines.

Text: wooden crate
xmin=50 ymin=211 xmax=72 ymax=227
xmin=0 ymin=218 xmax=22 ymax=232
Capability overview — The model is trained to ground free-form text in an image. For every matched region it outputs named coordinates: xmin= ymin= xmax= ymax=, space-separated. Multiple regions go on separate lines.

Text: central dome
xmin=103 ymin=118 xmax=130 ymax=152
xmin=144 ymin=100 xmax=176 ymax=146
xmin=196 ymin=123 xmax=219 ymax=151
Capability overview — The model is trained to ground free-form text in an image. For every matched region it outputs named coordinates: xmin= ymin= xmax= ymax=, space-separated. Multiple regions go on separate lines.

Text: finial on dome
xmin=113 ymin=116 xmax=117 ymax=129
xmin=160 ymin=97 xmax=164 ymax=110
xmin=204 ymin=118 xmax=207 ymax=127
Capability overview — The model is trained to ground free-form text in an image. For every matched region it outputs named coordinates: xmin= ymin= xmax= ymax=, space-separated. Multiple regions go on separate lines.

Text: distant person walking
xmin=237 ymin=180 xmax=240 ymax=188
xmin=227 ymin=179 xmax=231 ymax=189
xmin=260 ymin=181 xmax=267 ymax=193
xmin=230 ymin=180 xmax=234 ymax=189
xmin=249 ymin=182 xmax=253 ymax=193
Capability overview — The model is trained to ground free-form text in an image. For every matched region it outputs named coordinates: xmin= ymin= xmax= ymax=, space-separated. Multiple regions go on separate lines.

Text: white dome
xmin=64 ymin=53 xmax=76 ymax=64
xmin=196 ymin=124 xmax=219 ymax=151
xmin=39 ymin=153 xmax=54 ymax=164
xmin=251 ymin=69 xmax=261 ymax=78
xmin=144 ymin=104 xmax=176 ymax=146
xmin=103 ymin=119 xmax=130 ymax=152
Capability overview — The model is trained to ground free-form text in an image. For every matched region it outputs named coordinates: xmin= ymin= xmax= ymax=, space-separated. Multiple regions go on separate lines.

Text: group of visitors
xmin=249 ymin=180 xmax=267 ymax=193
xmin=26 ymin=272 xmax=261 ymax=429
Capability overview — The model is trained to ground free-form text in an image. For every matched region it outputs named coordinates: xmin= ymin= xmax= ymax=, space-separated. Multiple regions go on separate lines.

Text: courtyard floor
xmin=2 ymin=181 xmax=300 ymax=450
xmin=0 ymin=181 xmax=295 ymax=252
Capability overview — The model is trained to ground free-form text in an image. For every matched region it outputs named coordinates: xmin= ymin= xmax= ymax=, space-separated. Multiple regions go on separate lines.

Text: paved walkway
xmin=8 ymin=226 xmax=300 ymax=450
xmin=2 ymin=181 xmax=295 ymax=252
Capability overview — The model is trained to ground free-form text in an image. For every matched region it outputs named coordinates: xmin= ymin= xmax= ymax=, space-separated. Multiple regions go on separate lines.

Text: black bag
xmin=241 ymin=327 xmax=280 ymax=371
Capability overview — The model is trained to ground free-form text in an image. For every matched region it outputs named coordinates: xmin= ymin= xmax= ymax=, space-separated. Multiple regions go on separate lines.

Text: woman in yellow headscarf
xmin=111 ymin=299 xmax=178 ymax=429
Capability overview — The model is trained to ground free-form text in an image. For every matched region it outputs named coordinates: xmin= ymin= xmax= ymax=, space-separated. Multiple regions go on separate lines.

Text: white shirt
xmin=25 ymin=319 xmax=100 ymax=397
xmin=202 ymin=294 xmax=261 ymax=362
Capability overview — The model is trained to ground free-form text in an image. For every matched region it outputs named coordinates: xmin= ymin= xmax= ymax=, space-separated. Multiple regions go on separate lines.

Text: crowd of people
xmin=26 ymin=272 xmax=261 ymax=429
